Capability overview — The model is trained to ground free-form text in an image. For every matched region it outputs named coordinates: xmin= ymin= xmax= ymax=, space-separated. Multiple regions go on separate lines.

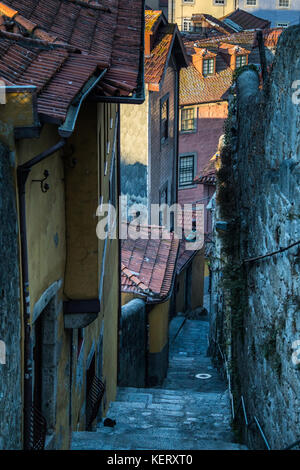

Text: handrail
xmin=210 ymin=337 xmax=299 ymax=451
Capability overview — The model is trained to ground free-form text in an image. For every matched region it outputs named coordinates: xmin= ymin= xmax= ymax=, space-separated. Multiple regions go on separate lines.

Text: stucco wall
xmin=118 ymin=299 xmax=147 ymax=388
xmin=238 ymin=0 xmax=300 ymax=27
xmin=211 ymin=27 xmax=300 ymax=449
xmin=170 ymin=0 xmax=236 ymax=29
xmin=0 ymin=142 xmax=22 ymax=450
xmin=149 ymin=65 xmax=177 ymax=208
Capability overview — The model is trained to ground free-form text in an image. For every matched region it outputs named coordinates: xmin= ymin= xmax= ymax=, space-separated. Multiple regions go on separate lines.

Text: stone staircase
xmin=72 ymin=317 xmax=247 ymax=450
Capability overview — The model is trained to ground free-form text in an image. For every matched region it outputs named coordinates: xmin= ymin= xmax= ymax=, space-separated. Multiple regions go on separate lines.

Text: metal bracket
xmin=32 ymin=170 xmax=50 ymax=193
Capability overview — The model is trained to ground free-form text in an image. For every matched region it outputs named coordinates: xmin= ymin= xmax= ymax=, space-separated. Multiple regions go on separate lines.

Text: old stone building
xmin=0 ymin=0 xmax=144 ymax=450
xmin=209 ymin=26 xmax=300 ymax=449
xmin=178 ymin=25 xmax=282 ymax=238
xmin=120 ymin=10 xmax=188 ymax=221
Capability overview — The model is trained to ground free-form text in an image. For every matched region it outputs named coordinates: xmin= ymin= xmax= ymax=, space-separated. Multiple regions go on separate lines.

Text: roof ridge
xmin=160 ymin=235 xmax=179 ymax=298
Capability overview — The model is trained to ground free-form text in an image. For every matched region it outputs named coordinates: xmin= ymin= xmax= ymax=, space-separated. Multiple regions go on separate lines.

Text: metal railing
xmin=86 ymin=376 xmax=105 ymax=430
xmin=210 ymin=336 xmax=300 ymax=451
xmin=29 ymin=405 xmax=47 ymax=450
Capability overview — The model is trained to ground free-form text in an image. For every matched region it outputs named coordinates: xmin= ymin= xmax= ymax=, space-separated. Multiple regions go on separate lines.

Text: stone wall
xmin=210 ymin=27 xmax=300 ymax=450
xmin=0 ymin=142 xmax=22 ymax=449
xmin=118 ymin=299 xmax=147 ymax=388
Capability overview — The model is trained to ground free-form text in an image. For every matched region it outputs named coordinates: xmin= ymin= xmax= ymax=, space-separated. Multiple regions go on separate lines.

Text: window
xmin=203 ymin=58 xmax=214 ymax=76
xmin=183 ymin=0 xmax=194 ymax=2
xmin=160 ymin=95 xmax=169 ymax=144
xmin=181 ymin=108 xmax=196 ymax=132
xmin=214 ymin=0 xmax=225 ymax=5
xmin=246 ymin=0 xmax=257 ymax=5
xmin=183 ymin=18 xmax=193 ymax=32
xmin=278 ymin=0 xmax=290 ymax=6
xmin=179 ymin=155 xmax=195 ymax=187
xmin=236 ymin=55 xmax=247 ymax=68
xmin=276 ymin=21 xmax=289 ymax=27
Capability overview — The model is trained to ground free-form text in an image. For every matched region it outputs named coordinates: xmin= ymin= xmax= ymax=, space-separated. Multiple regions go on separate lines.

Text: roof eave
xmin=93 ymin=0 xmax=146 ymax=105
xmin=58 ymin=69 xmax=107 ymax=138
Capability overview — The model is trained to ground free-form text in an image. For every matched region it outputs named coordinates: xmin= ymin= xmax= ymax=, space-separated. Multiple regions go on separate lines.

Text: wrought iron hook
xmin=32 ymin=169 xmax=50 ymax=193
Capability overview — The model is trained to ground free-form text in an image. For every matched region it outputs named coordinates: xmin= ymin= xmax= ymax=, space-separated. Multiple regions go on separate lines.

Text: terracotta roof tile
xmin=0 ymin=0 xmax=144 ymax=118
xmin=180 ymin=65 xmax=232 ymax=106
xmin=121 ymin=225 xmax=179 ymax=301
xmin=221 ymin=8 xmax=270 ymax=31
xmin=145 ymin=22 xmax=175 ymax=87
xmin=145 ymin=9 xmax=161 ymax=32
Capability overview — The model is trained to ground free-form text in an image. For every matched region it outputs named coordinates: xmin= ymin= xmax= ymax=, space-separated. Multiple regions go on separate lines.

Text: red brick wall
xmin=178 ymin=101 xmax=228 ymax=235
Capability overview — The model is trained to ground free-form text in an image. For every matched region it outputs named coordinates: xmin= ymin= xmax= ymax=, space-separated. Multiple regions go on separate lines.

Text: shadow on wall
xmin=121 ymin=161 xmax=147 ymax=199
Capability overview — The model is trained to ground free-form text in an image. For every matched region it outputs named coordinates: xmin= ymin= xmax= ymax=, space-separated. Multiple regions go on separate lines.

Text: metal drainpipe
xmin=17 ymin=138 xmax=66 ymax=449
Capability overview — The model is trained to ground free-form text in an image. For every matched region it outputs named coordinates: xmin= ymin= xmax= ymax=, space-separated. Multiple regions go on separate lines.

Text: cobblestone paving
xmin=72 ymin=317 xmax=246 ymax=450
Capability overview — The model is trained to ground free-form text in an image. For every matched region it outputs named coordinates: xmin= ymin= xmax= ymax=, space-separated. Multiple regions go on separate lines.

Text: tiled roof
xmin=144 ymin=10 xmax=188 ymax=90
xmin=177 ymin=240 xmax=198 ymax=274
xmin=145 ymin=9 xmax=162 ymax=32
xmin=0 ymin=0 xmax=144 ymax=123
xmin=180 ymin=65 xmax=232 ymax=106
xmin=180 ymin=27 xmax=282 ymax=106
xmin=0 ymin=35 xmax=103 ymax=121
xmin=192 ymin=13 xmax=236 ymax=35
xmin=221 ymin=9 xmax=270 ymax=31
xmin=121 ymin=225 xmax=180 ymax=302
xmin=145 ymin=23 xmax=175 ymax=86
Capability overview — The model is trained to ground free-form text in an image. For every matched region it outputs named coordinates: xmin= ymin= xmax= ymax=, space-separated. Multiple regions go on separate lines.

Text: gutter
xmin=92 ymin=0 xmax=145 ymax=105
xmin=17 ymin=138 xmax=66 ymax=450
xmin=58 ymin=70 xmax=107 ymax=138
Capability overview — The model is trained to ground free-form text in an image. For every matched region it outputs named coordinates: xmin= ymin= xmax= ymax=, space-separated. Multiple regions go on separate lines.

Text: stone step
xmin=72 ymin=431 xmax=247 ymax=451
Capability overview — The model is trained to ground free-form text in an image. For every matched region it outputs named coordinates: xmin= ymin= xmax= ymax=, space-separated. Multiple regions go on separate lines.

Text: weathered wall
xmin=118 ymin=299 xmax=147 ymax=388
xmin=0 ymin=142 xmax=22 ymax=450
xmin=211 ymin=27 xmax=300 ymax=450
xmin=149 ymin=65 xmax=177 ymax=209
xmin=148 ymin=300 xmax=170 ymax=386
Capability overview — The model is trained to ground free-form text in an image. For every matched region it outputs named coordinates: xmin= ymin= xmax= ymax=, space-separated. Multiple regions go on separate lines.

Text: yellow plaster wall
xmin=173 ymin=0 xmax=236 ymax=30
xmin=64 ymin=102 xmax=99 ymax=299
xmin=16 ymin=123 xmax=66 ymax=312
xmin=148 ymin=300 xmax=170 ymax=354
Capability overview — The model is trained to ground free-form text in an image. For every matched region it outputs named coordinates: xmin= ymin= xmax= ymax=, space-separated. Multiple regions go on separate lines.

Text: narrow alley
xmin=72 ymin=315 xmax=246 ymax=450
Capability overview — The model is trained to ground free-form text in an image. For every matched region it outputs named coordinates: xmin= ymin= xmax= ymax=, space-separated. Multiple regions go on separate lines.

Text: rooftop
xmin=121 ymin=225 xmax=180 ymax=302
xmin=144 ymin=9 xmax=188 ymax=91
xmin=0 ymin=0 xmax=145 ymax=125
xmin=221 ymin=8 xmax=271 ymax=31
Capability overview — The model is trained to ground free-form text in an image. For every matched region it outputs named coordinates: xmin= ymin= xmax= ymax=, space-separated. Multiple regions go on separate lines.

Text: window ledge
xmin=179 ymin=184 xmax=197 ymax=190
xmin=180 ymin=129 xmax=197 ymax=134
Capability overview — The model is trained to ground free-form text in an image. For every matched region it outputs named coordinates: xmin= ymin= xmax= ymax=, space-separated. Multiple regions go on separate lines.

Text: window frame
xmin=203 ymin=58 xmax=215 ymax=77
xmin=245 ymin=0 xmax=257 ymax=6
xmin=183 ymin=17 xmax=193 ymax=32
xmin=179 ymin=153 xmax=197 ymax=188
xmin=235 ymin=54 xmax=247 ymax=68
xmin=277 ymin=0 xmax=290 ymax=8
xmin=181 ymin=107 xmax=197 ymax=133
xmin=160 ymin=94 xmax=169 ymax=146
xmin=276 ymin=21 xmax=289 ymax=27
